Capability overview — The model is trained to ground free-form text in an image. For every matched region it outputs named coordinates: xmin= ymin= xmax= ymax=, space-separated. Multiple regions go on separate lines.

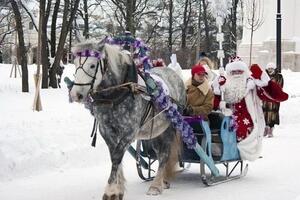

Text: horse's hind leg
xmin=163 ymin=132 xmax=182 ymax=189
xmin=147 ymin=127 xmax=179 ymax=195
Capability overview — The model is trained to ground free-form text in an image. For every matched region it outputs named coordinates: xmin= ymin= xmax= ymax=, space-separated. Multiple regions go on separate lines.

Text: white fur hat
xmin=225 ymin=60 xmax=248 ymax=74
xmin=266 ymin=62 xmax=276 ymax=69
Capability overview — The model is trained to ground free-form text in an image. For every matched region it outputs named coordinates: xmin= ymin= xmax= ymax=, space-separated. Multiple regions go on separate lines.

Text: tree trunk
xmin=168 ymin=0 xmax=173 ymax=53
xmin=41 ymin=0 xmax=51 ymax=88
xmin=201 ymin=0 xmax=210 ymax=53
xmin=49 ymin=0 xmax=80 ymax=88
xmin=50 ymin=0 xmax=60 ymax=58
xmin=10 ymin=0 xmax=28 ymax=92
xmin=83 ymin=0 xmax=89 ymax=39
xmin=125 ymin=0 xmax=135 ymax=35
xmin=181 ymin=0 xmax=189 ymax=49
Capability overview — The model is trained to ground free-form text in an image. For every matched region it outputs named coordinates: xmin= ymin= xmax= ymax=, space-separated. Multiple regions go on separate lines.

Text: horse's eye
xmin=90 ymin=64 xmax=96 ymax=69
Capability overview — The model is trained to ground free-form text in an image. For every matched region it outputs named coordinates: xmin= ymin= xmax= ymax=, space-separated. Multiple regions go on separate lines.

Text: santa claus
xmin=212 ymin=57 xmax=288 ymax=161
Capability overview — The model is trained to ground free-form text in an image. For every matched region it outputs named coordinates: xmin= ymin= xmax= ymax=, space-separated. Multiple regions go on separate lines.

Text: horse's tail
xmin=164 ymin=131 xmax=182 ymax=181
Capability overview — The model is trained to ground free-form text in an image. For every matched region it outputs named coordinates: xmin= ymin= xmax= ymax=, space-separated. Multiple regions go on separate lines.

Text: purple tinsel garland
xmin=73 ymin=49 xmax=103 ymax=60
xmin=105 ymin=35 xmax=152 ymax=71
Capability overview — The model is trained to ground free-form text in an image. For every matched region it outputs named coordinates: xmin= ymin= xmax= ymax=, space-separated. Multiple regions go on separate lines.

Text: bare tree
xmin=0 ymin=7 xmax=14 ymax=46
xmin=9 ymin=0 xmax=28 ymax=92
xmin=167 ymin=0 xmax=173 ymax=53
xmin=104 ymin=0 xmax=158 ymax=36
xmin=49 ymin=0 xmax=80 ymax=88
xmin=244 ymin=0 xmax=264 ymax=65
xmin=39 ymin=0 xmax=51 ymax=88
xmin=77 ymin=0 xmax=93 ymax=39
xmin=33 ymin=0 xmax=43 ymax=111
xmin=181 ymin=0 xmax=192 ymax=49
xmin=201 ymin=0 xmax=211 ymax=53
xmin=50 ymin=0 xmax=61 ymax=58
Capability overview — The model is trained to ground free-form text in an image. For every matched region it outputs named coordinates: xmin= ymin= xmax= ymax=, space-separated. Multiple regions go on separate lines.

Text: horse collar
xmin=88 ymin=62 xmax=138 ymax=107
xmin=89 ymin=87 xmax=133 ymax=108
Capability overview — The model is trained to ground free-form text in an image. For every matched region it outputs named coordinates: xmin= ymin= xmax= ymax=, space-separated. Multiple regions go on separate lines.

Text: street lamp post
xmin=276 ymin=0 xmax=281 ymax=72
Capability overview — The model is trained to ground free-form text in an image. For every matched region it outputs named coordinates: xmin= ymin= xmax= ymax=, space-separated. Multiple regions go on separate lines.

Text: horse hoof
xmin=163 ymin=181 xmax=170 ymax=189
xmin=147 ymin=186 xmax=162 ymax=195
xmin=102 ymin=193 xmax=124 ymax=200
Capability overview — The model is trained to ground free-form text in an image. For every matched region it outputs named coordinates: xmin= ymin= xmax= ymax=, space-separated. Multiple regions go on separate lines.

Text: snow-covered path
xmin=1 ymin=133 xmax=300 ymax=200
xmin=0 ymin=64 xmax=300 ymax=200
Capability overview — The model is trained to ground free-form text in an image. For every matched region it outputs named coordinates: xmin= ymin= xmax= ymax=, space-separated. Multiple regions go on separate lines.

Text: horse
xmin=69 ymin=41 xmax=186 ymax=200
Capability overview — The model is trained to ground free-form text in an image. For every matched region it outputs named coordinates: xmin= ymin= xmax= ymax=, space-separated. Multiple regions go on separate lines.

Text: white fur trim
xmin=253 ymin=71 xmax=270 ymax=87
xmin=225 ymin=61 xmax=248 ymax=74
xmin=246 ymin=78 xmax=256 ymax=94
xmin=237 ymin=88 xmax=265 ymax=161
xmin=212 ymin=76 xmax=222 ymax=95
xmin=266 ymin=62 xmax=276 ymax=69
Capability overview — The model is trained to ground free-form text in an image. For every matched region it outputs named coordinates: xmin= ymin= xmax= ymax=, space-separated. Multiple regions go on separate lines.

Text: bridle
xmin=73 ymin=49 xmax=107 ymax=91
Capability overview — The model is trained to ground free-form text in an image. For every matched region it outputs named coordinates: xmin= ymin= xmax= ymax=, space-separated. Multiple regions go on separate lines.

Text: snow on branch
xmin=207 ymin=0 xmax=231 ymax=19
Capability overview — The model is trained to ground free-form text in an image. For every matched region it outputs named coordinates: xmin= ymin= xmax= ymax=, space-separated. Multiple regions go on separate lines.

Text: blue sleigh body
xmin=128 ymin=111 xmax=248 ymax=185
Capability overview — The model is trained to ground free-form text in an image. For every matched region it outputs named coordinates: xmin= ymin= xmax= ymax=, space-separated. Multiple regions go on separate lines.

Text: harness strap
xmin=140 ymin=101 xmax=153 ymax=127
xmin=91 ymin=118 xmax=98 ymax=147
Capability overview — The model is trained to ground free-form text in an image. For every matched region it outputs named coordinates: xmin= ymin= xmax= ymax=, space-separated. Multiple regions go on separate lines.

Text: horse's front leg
xmin=102 ymin=137 xmax=131 ymax=200
xmin=102 ymin=162 xmax=125 ymax=200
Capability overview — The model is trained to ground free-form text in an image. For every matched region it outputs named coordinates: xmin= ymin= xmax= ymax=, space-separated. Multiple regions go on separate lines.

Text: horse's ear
xmin=97 ymin=37 xmax=107 ymax=53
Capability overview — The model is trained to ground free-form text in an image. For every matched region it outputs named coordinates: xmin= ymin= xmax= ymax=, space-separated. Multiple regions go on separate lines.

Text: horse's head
xmin=70 ymin=41 xmax=134 ymax=103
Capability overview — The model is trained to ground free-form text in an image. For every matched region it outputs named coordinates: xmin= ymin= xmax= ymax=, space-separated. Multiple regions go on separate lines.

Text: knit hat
xmin=191 ymin=64 xmax=206 ymax=77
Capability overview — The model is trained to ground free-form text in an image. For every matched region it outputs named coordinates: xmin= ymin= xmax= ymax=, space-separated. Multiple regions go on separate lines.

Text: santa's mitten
xmin=246 ymin=78 xmax=256 ymax=93
xmin=218 ymin=76 xmax=226 ymax=86
xmin=250 ymin=64 xmax=263 ymax=79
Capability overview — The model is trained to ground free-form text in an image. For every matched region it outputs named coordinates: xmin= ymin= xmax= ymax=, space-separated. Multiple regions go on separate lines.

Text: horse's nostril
xmin=78 ymin=93 xmax=83 ymax=100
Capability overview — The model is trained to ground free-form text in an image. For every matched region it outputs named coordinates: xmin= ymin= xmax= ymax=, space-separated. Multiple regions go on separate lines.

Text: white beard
xmin=224 ymin=75 xmax=247 ymax=104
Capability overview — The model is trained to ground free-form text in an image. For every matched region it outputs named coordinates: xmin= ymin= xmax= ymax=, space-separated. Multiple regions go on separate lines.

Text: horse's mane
xmin=71 ymin=40 xmax=99 ymax=54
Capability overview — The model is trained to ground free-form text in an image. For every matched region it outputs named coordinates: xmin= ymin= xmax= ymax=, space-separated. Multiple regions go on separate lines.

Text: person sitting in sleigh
xmin=183 ymin=64 xmax=214 ymax=122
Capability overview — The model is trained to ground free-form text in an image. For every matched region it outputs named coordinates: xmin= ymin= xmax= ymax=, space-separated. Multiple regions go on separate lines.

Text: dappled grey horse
xmin=70 ymin=42 xmax=186 ymax=200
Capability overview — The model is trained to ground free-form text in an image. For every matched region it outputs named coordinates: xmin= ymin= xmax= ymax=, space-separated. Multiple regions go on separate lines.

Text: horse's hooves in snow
xmin=147 ymin=186 xmax=162 ymax=195
xmin=102 ymin=193 xmax=124 ymax=200
xmin=163 ymin=181 xmax=170 ymax=189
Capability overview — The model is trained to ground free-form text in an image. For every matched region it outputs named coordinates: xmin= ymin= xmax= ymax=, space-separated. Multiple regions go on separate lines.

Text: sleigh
xmin=128 ymin=111 xmax=248 ymax=186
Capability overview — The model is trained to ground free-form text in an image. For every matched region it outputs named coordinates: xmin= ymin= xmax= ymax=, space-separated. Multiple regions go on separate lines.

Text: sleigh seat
xmin=182 ymin=111 xmax=240 ymax=162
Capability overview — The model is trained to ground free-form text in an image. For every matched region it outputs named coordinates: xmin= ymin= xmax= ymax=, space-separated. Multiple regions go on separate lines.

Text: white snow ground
xmin=0 ymin=64 xmax=300 ymax=200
